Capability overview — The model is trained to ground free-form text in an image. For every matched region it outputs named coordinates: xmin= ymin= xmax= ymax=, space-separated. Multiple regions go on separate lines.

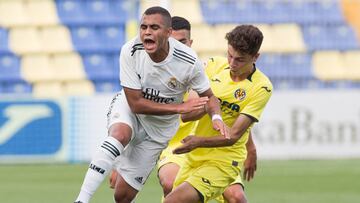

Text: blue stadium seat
xmin=93 ymin=79 xmax=122 ymax=93
xmin=282 ymin=54 xmax=313 ymax=79
xmin=0 ymin=54 xmax=22 ymax=81
xmin=257 ymin=53 xmax=313 ymax=80
xmin=56 ymin=0 xmax=88 ymax=25
xmin=98 ymin=25 xmax=125 ymax=51
xmin=257 ymin=54 xmax=283 ymax=78
xmin=311 ymin=0 xmax=344 ymax=24
xmin=200 ymin=0 xmax=258 ymax=24
xmin=327 ymin=25 xmax=360 ymax=50
xmin=301 ymin=25 xmax=333 ymax=50
xmin=302 ymin=24 xmax=359 ymax=50
xmin=83 ymin=0 xmax=116 ymax=24
xmin=0 ymin=28 xmax=9 ymax=53
xmin=253 ymin=1 xmax=289 ymax=23
xmin=81 ymin=53 xmax=119 ymax=80
xmin=69 ymin=26 xmax=101 ymax=52
xmin=111 ymin=0 xmax=139 ymax=23
xmin=0 ymin=81 xmax=32 ymax=94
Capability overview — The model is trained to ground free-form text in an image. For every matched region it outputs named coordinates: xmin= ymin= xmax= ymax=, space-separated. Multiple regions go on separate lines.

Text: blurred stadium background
xmin=1 ymin=0 xmax=360 ymax=202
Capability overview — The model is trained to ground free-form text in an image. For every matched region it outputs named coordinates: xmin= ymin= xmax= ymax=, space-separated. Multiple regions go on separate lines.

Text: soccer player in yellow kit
xmin=164 ymin=25 xmax=273 ymax=203
xmin=110 ymin=17 xmax=258 ymax=203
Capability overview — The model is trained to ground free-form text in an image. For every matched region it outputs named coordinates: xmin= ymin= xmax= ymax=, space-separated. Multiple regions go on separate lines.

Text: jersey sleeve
xmin=188 ymin=58 xmax=210 ymax=94
xmin=241 ymin=82 xmax=273 ymax=122
xmin=119 ymin=43 xmax=141 ymax=90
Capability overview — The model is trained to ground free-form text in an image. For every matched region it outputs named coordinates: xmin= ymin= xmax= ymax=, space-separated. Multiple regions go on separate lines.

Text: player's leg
xmin=75 ymin=92 xmax=134 ymax=203
xmin=109 ymin=169 xmax=118 ymax=189
xmin=223 ymin=183 xmax=247 ymax=203
xmin=113 ymin=173 xmax=138 ymax=203
xmin=158 ymin=162 xmax=180 ymax=196
xmin=114 ymin=132 xmax=167 ymax=203
xmin=164 ymin=182 xmax=202 ymax=203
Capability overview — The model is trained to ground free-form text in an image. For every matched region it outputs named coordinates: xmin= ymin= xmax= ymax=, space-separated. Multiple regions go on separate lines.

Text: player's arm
xmin=243 ymin=131 xmax=257 ymax=181
xmin=181 ymin=90 xmax=206 ymax=122
xmin=173 ymin=114 xmax=253 ymax=154
xmin=123 ymin=87 xmax=209 ymax=115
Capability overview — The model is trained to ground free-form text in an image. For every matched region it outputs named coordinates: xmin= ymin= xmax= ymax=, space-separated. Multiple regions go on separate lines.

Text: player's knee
xmin=113 ymin=191 xmax=136 ymax=203
xmin=226 ymin=191 xmax=247 ymax=203
xmin=160 ymin=178 xmax=174 ymax=196
xmin=109 ymin=123 xmax=132 ymax=146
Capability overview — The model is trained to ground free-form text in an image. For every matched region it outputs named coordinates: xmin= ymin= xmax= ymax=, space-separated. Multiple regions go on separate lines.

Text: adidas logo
xmin=135 ymin=176 xmax=143 ymax=184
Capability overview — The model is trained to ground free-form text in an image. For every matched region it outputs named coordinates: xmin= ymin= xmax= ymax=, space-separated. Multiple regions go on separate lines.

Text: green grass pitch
xmin=1 ymin=159 xmax=359 ymax=203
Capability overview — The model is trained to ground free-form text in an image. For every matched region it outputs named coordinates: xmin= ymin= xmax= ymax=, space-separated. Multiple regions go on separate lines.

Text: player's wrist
xmin=211 ymin=114 xmax=223 ymax=121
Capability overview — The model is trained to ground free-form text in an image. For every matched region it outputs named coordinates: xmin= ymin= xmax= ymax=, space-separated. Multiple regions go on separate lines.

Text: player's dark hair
xmin=143 ymin=6 xmax=172 ymax=28
xmin=225 ymin=25 xmax=263 ymax=56
xmin=171 ymin=16 xmax=191 ymax=31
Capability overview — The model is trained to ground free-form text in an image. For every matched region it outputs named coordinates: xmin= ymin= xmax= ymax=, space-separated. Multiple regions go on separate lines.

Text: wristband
xmin=212 ymin=114 xmax=223 ymax=121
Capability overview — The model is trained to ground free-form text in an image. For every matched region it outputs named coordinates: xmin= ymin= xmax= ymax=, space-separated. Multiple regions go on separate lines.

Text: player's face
xmin=227 ymin=44 xmax=259 ymax=75
xmin=171 ymin=29 xmax=192 ymax=47
xmin=140 ymin=14 xmax=172 ymax=54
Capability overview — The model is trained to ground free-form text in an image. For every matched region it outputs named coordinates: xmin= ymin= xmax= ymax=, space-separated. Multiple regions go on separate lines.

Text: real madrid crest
xmin=167 ymin=77 xmax=179 ymax=89
xmin=234 ymin=88 xmax=246 ymax=101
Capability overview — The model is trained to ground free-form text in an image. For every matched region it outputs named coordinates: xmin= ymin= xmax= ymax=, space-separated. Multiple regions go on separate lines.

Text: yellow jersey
xmin=187 ymin=57 xmax=273 ymax=167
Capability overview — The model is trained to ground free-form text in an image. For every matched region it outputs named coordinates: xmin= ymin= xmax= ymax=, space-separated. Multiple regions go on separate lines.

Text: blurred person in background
xmin=164 ymin=24 xmax=273 ymax=203
xmin=74 ymin=6 xmax=226 ymax=203
xmin=110 ymin=16 xmax=258 ymax=203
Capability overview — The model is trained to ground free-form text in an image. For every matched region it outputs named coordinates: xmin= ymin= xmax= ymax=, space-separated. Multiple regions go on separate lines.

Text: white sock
xmin=75 ymin=136 xmax=124 ymax=203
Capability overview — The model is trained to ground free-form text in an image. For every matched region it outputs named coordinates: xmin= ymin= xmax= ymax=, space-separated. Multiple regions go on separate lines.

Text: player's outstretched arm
xmin=173 ymin=114 xmax=253 ymax=154
xmin=123 ymin=87 xmax=209 ymax=115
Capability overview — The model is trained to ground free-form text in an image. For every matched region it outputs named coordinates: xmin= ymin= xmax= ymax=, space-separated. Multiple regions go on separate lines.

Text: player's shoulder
xmin=251 ymin=67 xmax=273 ymax=92
xmin=204 ymin=56 xmax=229 ymax=78
xmin=170 ymin=37 xmax=198 ymax=65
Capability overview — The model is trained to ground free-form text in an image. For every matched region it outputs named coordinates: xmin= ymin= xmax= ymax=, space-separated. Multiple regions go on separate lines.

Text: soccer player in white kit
xmin=74 ymin=6 xmax=226 ymax=203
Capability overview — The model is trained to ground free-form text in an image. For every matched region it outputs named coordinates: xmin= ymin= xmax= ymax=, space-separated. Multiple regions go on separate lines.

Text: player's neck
xmin=149 ymin=42 xmax=170 ymax=63
xmin=230 ymin=66 xmax=254 ymax=82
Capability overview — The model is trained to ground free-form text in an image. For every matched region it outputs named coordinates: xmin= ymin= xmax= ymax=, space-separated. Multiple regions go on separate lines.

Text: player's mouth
xmin=143 ymin=39 xmax=156 ymax=51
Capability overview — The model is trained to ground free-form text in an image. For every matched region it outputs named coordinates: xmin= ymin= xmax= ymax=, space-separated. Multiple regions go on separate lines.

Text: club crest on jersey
xmin=167 ymin=77 xmax=180 ymax=89
xmin=234 ymin=88 xmax=246 ymax=101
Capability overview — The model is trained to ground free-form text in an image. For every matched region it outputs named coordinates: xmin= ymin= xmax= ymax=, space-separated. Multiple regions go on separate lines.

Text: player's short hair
xmin=143 ymin=6 xmax=172 ymax=28
xmin=171 ymin=16 xmax=191 ymax=31
xmin=225 ymin=25 xmax=263 ymax=56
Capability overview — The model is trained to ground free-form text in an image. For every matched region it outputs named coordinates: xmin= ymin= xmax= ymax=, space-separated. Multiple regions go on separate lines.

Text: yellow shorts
xmin=157 ymin=145 xmax=186 ymax=170
xmin=174 ymin=160 xmax=239 ymax=202
xmin=211 ymin=175 xmax=244 ymax=203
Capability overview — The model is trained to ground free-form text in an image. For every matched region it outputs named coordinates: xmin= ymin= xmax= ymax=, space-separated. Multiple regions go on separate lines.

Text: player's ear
xmin=166 ymin=27 xmax=173 ymax=38
xmin=253 ymin=53 xmax=260 ymax=63
xmin=189 ymin=39 xmax=193 ymax=46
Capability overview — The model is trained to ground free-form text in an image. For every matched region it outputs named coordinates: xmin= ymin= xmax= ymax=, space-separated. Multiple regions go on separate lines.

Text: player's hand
xmin=212 ymin=119 xmax=230 ymax=139
xmin=243 ymin=149 xmax=257 ymax=181
xmin=178 ymin=97 xmax=209 ymax=114
xmin=172 ymin=135 xmax=200 ymax=154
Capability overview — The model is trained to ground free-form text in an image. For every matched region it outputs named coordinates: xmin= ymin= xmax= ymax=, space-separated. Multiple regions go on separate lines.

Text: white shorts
xmin=107 ymin=91 xmax=168 ymax=191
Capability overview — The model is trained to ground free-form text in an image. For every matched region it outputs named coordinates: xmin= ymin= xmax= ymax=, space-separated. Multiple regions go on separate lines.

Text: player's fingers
xmin=243 ymin=169 xmax=249 ymax=181
xmin=248 ymin=169 xmax=255 ymax=181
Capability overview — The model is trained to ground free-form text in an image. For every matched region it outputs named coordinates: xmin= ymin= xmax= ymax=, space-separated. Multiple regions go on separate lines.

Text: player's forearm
xmin=129 ymin=98 xmax=181 ymax=115
xmin=245 ymin=133 xmax=256 ymax=152
xmin=205 ymin=95 xmax=221 ymax=117
xmin=197 ymin=135 xmax=238 ymax=148
xmin=181 ymin=108 xmax=206 ymax=122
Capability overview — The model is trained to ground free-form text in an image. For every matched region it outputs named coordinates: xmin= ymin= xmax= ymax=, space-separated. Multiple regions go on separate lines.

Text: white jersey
xmin=120 ymin=36 xmax=210 ymax=143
